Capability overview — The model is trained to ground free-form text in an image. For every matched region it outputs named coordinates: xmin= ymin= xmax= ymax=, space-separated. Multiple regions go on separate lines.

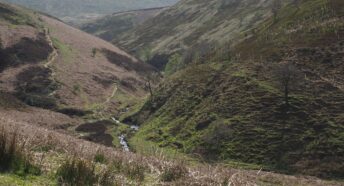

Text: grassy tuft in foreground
xmin=0 ymin=127 xmax=41 ymax=177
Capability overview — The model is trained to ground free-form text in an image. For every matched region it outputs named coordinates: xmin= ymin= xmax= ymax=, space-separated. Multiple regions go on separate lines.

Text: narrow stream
xmin=119 ymin=134 xmax=130 ymax=152
xmin=112 ymin=117 xmax=139 ymax=152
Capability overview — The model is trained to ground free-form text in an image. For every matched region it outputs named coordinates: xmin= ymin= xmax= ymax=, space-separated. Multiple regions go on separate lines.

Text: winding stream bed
xmin=119 ymin=134 xmax=130 ymax=152
xmin=112 ymin=117 xmax=139 ymax=152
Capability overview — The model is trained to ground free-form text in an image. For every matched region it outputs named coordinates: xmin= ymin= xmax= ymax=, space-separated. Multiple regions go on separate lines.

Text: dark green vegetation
xmin=101 ymin=48 xmax=157 ymax=77
xmin=15 ymin=66 xmax=58 ymax=109
xmin=0 ymin=35 xmax=52 ymax=71
xmin=126 ymin=0 xmax=344 ymax=178
xmin=0 ymin=127 xmax=41 ymax=176
xmin=80 ymin=7 xmax=165 ymax=42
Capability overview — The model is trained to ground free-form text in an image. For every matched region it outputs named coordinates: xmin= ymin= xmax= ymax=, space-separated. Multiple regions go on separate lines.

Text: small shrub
xmin=124 ymin=162 xmax=145 ymax=182
xmin=56 ymin=157 xmax=115 ymax=186
xmin=98 ymin=167 xmax=115 ymax=186
xmin=0 ymin=127 xmax=41 ymax=176
xmin=94 ymin=153 xmax=107 ymax=164
xmin=112 ymin=157 xmax=123 ymax=172
xmin=18 ymin=93 xmax=57 ymax=109
xmin=160 ymin=163 xmax=188 ymax=182
xmin=72 ymin=84 xmax=81 ymax=95
xmin=56 ymin=158 xmax=98 ymax=186
xmin=110 ymin=158 xmax=145 ymax=182
xmin=92 ymin=48 xmax=97 ymax=57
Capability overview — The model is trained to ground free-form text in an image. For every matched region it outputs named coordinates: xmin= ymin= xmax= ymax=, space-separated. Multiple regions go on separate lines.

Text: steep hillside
xmin=125 ymin=0 xmax=344 ymax=178
xmin=115 ymin=0 xmax=290 ymax=70
xmin=80 ymin=7 xmax=166 ymax=41
xmin=0 ymin=2 xmax=158 ymax=121
xmin=1 ymin=0 xmax=178 ymax=24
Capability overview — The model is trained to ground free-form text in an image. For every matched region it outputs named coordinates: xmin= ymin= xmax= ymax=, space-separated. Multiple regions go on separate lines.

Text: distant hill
xmin=115 ymin=0 xmax=282 ymax=70
xmin=1 ymin=0 xmax=178 ymax=24
xmin=80 ymin=7 xmax=167 ymax=41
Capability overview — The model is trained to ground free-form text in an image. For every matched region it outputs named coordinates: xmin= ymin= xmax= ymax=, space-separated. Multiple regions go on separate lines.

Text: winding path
xmin=43 ymin=27 xmax=59 ymax=96
xmin=43 ymin=28 xmax=58 ymax=69
xmin=103 ymin=84 xmax=118 ymax=105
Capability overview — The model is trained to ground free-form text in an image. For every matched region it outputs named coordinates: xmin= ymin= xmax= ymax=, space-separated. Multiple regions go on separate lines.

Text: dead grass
xmin=0 ymin=126 xmax=40 ymax=176
xmin=0 ymin=112 xmax=342 ymax=185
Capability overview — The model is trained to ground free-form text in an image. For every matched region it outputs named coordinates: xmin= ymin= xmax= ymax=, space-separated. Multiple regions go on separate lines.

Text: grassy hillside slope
xmin=125 ymin=0 xmax=344 ymax=178
xmin=115 ymin=0 xmax=291 ymax=70
xmin=80 ymin=7 xmax=166 ymax=41
xmin=0 ymin=2 xmax=158 ymax=118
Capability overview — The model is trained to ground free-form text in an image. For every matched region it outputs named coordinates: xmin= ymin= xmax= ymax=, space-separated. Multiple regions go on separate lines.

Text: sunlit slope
xmin=0 ymin=2 xmax=157 ymax=116
xmin=126 ymin=0 xmax=344 ymax=178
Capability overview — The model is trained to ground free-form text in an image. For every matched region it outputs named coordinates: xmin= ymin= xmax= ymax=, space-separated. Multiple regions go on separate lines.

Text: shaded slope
xmin=126 ymin=0 xmax=344 ymax=178
xmin=115 ymin=0 xmax=289 ymax=70
xmin=80 ymin=7 xmax=167 ymax=41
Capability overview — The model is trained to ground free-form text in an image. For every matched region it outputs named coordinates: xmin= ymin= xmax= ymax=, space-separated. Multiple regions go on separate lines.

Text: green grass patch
xmin=0 ymin=174 xmax=55 ymax=186
xmin=129 ymin=126 xmax=198 ymax=165
xmin=51 ymin=37 xmax=73 ymax=64
xmin=109 ymin=123 xmax=130 ymax=148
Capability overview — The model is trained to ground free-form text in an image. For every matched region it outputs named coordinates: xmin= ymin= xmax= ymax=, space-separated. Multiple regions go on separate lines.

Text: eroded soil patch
xmin=76 ymin=120 xmax=114 ymax=147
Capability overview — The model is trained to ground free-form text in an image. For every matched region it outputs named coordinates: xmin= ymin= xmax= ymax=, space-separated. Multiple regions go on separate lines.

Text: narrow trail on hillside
xmin=104 ymin=84 xmax=118 ymax=105
xmin=44 ymin=28 xmax=58 ymax=69
xmin=93 ymin=84 xmax=118 ymax=118
xmin=43 ymin=27 xmax=59 ymax=96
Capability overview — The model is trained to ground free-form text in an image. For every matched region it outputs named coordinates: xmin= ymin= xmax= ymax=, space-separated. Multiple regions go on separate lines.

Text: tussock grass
xmin=0 ymin=119 xmax=341 ymax=185
xmin=56 ymin=157 xmax=112 ymax=186
xmin=93 ymin=153 xmax=107 ymax=164
xmin=110 ymin=155 xmax=146 ymax=182
xmin=160 ymin=161 xmax=187 ymax=182
xmin=0 ymin=126 xmax=40 ymax=176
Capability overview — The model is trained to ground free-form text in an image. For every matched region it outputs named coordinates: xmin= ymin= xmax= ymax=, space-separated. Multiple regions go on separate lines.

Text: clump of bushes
xmin=56 ymin=108 xmax=92 ymax=117
xmin=0 ymin=127 xmax=41 ymax=176
xmin=16 ymin=92 xmax=57 ymax=109
xmin=160 ymin=162 xmax=188 ymax=182
xmin=56 ymin=157 xmax=113 ymax=186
